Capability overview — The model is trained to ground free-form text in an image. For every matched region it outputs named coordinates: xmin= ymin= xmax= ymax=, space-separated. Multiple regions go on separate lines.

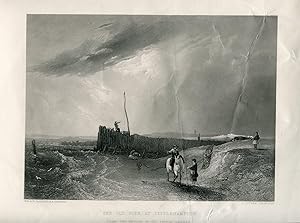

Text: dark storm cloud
xmin=29 ymin=18 xmax=178 ymax=75
xmin=26 ymin=16 xmax=277 ymax=137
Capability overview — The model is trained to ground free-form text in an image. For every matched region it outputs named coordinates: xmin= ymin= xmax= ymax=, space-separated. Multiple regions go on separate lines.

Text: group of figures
xmin=165 ymin=131 xmax=261 ymax=185
xmin=166 ymin=145 xmax=198 ymax=185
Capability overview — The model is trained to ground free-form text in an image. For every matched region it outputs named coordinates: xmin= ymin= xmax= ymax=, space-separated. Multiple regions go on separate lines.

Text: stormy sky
xmin=26 ymin=15 xmax=277 ymax=137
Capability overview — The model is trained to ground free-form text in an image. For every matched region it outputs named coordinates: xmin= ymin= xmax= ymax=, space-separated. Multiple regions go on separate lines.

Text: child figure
xmin=188 ymin=159 xmax=198 ymax=185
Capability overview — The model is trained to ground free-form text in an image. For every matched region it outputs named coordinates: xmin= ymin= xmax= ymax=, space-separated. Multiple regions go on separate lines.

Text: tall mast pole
xmin=123 ymin=91 xmax=130 ymax=135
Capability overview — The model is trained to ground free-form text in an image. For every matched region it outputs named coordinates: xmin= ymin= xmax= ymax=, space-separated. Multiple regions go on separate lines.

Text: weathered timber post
xmin=97 ymin=126 xmax=101 ymax=151
xmin=32 ymin=139 xmax=37 ymax=155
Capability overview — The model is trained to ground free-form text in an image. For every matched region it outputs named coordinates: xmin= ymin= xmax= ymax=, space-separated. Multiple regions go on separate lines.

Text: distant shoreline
xmin=25 ymin=133 xmax=275 ymax=141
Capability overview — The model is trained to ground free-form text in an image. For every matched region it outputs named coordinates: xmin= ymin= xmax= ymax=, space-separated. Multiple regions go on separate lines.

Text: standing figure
xmin=168 ymin=145 xmax=178 ymax=172
xmin=172 ymin=150 xmax=185 ymax=183
xmin=253 ymin=131 xmax=260 ymax=149
xmin=188 ymin=159 xmax=198 ymax=185
xmin=32 ymin=139 xmax=37 ymax=155
xmin=114 ymin=121 xmax=121 ymax=132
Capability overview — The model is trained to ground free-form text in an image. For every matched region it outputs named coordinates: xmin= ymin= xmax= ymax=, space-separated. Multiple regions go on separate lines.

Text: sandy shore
xmin=24 ymin=139 xmax=274 ymax=201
